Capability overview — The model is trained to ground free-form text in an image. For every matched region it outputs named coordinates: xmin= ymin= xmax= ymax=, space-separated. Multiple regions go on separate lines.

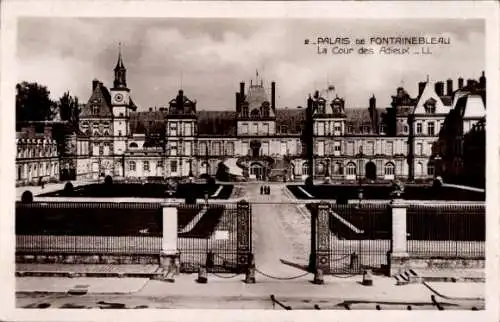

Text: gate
xmin=177 ymin=200 xmax=252 ymax=273
xmin=311 ymin=202 xmax=391 ymax=275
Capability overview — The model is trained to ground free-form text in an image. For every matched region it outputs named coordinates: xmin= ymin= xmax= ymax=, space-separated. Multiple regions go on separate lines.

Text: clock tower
xmin=110 ymin=44 xmax=131 ymax=156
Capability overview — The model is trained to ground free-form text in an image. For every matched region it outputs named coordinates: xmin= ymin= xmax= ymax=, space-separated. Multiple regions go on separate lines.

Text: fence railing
xmin=15 ymin=200 xmax=252 ymax=273
xmin=406 ymin=204 xmax=485 ymax=258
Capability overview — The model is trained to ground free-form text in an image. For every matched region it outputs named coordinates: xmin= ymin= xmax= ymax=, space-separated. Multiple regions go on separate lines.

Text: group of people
xmin=260 ymin=185 xmax=271 ymax=195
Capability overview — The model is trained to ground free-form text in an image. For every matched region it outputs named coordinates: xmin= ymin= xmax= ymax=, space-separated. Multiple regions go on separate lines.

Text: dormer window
xmin=363 ymin=125 xmax=370 ymax=133
xmin=424 ymin=98 xmax=437 ymax=114
xmin=250 ymin=109 xmax=260 ymax=118
xmin=280 ymin=125 xmax=288 ymax=134
xmin=347 ymin=124 xmax=353 ymax=133
xmin=92 ymin=105 xmax=99 ymax=115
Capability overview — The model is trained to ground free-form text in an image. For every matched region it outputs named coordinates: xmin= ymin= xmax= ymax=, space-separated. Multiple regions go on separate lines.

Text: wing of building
xmin=16 ymin=47 xmax=486 ymax=186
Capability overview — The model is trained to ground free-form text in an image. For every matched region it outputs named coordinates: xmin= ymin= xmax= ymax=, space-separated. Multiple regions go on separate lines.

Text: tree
xmin=58 ymin=91 xmax=80 ymax=128
xmin=16 ymin=82 xmax=57 ymax=122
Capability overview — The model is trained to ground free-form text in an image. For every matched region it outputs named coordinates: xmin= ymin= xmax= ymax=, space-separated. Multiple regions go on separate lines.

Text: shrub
xmin=21 ymin=190 xmax=33 ymax=203
xmin=305 ymin=176 xmax=314 ymax=188
xmin=104 ymin=175 xmax=113 ymax=185
xmin=207 ymin=177 xmax=216 ymax=187
xmin=64 ymin=182 xmax=74 ymax=196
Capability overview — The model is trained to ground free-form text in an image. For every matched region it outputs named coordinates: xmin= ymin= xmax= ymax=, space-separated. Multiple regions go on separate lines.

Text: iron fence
xmin=177 ymin=202 xmax=251 ymax=273
xmin=328 ymin=203 xmax=392 ymax=274
xmin=16 ymin=202 xmax=163 ymax=255
xmin=406 ymin=204 xmax=485 ymax=258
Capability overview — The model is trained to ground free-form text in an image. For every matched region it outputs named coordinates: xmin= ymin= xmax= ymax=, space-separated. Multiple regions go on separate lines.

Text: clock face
xmin=114 ymin=93 xmax=124 ymax=103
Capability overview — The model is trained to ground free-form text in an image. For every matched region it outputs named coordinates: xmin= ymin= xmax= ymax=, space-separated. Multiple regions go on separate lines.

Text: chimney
xmin=92 ymin=79 xmax=99 ymax=90
xmin=458 ymin=77 xmax=464 ymax=89
xmin=271 ymin=81 xmax=276 ymax=112
xmin=446 ymin=79 xmax=453 ymax=96
xmin=236 ymin=92 xmax=241 ymax=112
xmin=434 ymin=81 xmax=444 ymax=97
xmin=369 ymin=95 xmax=376 ymax=109
xmin=418 ymin=82 xmax=426 ymax=96
xmin=240 ymin=82 xmax=245 ymax=100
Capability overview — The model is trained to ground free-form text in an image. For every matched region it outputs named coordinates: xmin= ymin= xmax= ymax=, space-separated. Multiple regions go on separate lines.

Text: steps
xmin=393 ymin=268 xmax=485 ymax=285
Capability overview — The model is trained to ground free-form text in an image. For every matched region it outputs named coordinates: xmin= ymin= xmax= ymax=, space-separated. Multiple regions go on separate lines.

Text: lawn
xmin=37 ymin=183 xmax=234 ymax=199
xmin=288 ymin=184 xmax=485 ymax=201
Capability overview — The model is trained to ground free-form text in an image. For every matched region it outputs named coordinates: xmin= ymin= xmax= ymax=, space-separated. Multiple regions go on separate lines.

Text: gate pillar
xmin=236 ymin=200 xmax=252 ymax=273
xmin=315 ymin=202 xmax=331 ymax=274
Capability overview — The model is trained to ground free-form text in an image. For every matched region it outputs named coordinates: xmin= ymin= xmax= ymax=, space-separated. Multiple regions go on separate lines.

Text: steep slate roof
xmin=413 ymin=81 xmax=449 ymax=115
xmin=197 ymin=111 xmax=237 ymax=136
xmin=129 ymin=111 xmax=168 ymax=134
xmin=80 ymin=82 xmax=113 ymax=118
xmin=275 ymin=108 xmax=305 ymax=134
xmin=246 ymin=84 xmax=269 ymax=112
xmin=456 ymin=94 xmax=486 ymax=119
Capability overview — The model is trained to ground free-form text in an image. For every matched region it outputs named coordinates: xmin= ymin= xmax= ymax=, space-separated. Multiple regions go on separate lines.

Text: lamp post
xmin=434 ymin=154 xmax=442 ymax=178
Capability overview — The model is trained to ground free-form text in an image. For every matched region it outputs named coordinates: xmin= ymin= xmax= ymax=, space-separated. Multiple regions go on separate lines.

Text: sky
xmin=17 ymin=18 xmax=484 ymax=111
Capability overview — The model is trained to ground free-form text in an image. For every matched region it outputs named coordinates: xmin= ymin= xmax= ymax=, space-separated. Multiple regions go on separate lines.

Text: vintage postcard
xmin=1 ymin=1 xmax=499 ymax=321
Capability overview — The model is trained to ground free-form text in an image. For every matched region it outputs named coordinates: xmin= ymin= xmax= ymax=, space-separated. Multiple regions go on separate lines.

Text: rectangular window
xmin=427 ymin=122 xmax=435 ymax=136
xmin=417 ymin=143 xmax=423 ymax=155
xmin=170 ymin=160 xmax=177 ymax=173
xmin=184 ymin=123 xmax=192 ymax=136
xmin=199 ymin=142 xmax=207 ymax=155
xmin=263 ymin=123 xmax=269 ymax=135
xmin=334 ymin=125 xmax=342 ymax=132
xmin=129 ymin=161 xmax=136 ymax=171
xmin=170 ymin=142 xmax=177 ymax=156
xmin=185 ymin=142 xmax=192 ymax=156
xmin=347 ymin=125 xmax=353 ymax=133
xmin=241 ymin=123 xmax=248 ymax=134
xmin=385 ymin=141 xmax=394 ymax=155
xmin=242 ymin=142 xmax=249 ymax=155
xmin=317 ymin=122 xmax=325 ymax=136
xmin=262 ymin=142 xmax=269 ymax=155
xmin=157 ymin=161 xmax=163 ymax=168
xmin=170 ymin=123 xmax=177 ymax=136
xmin=280 ymin=125 xmax=288 ymax=134
xmin=213 ymin=142 xmax=221 ymax=156
xmin=251 ymin=123 xmax=258 ymax=134
xmin=317 ymin=141 xmax=325 ymax=156
xmin=347 ymin=141 xmax=354 ymax=155
xmin=144 ymin=161 xmax=150 ymax=171
xmin=226 ymin=142 xmax=234 ymax=155
xmin=416 ymin=123 xmax=423 ymax=134
xmin=366 ymin=141 xmax=374 ymax=155
xmin=118 ymin=130 xmax=122 ymax=137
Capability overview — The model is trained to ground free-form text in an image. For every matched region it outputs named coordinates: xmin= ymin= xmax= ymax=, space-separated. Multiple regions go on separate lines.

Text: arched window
xmin=93 ymin=131 xmax=99 ymax=136
xmin=317 ymin=162 xmax=324 ymax=174
xmin=346 ymin=162 xmax=356 ymax=175
xmin=427 ymin=162 xmax=434 ymax=175
xmin=417 ymin=162 xmax=424 ymax=176
xmin=302 ymin=162 xmax=310 ymax=175
xmin=103 ymin=130 xmax=109 ymax=136
xmin=129 ymin=142 xmax=138 ymax=148
xmin=384 ymin=162 xmax=395 ymax=175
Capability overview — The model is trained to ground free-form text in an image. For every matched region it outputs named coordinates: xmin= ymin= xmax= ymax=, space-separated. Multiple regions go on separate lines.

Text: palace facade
xmin=16 ymin=49 xmax=486 ymax=185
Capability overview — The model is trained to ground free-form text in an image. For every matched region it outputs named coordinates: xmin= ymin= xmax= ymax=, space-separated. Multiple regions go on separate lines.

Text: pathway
xmin=242 ymin=183 xmax=311 ymax=278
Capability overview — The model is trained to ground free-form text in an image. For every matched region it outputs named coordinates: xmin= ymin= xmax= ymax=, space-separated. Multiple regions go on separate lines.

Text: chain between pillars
xmin=236 ymin=200 xmax=252 ymax=273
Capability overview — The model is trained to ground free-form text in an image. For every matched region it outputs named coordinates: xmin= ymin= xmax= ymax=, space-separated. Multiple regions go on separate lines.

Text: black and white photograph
xmin=1 ymin=1 xmax=499 ymax=321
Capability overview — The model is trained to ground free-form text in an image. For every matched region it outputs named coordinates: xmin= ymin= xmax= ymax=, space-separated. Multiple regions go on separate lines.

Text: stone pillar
xmin=160 ymin=205 xmax=180 ymax=272
xmin=236 ymin=200 xmax=252 ymax=273
xmin=389 ymin=198 xmax=409 ymax=275
xmin=315 ymin=202 xmax=331 ymax=274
